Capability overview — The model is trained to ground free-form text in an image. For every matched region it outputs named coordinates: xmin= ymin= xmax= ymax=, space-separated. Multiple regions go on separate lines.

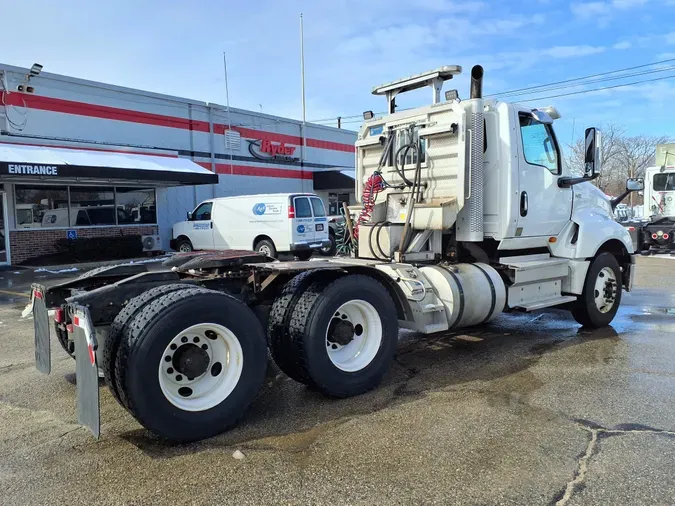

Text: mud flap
xmin=31 ymin=284 xmax=51 ymax=375
xmin=71 ymin=304 xmax=101 ymax=439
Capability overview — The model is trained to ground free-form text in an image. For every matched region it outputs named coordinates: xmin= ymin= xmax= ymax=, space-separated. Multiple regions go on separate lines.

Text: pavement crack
xmin=57 ymin=426 xmax=83 ymax=439
xmin=554 ymin=427 xmax=598 ymax=506
xmin=554 ymin=419 xmax=675 ymax=505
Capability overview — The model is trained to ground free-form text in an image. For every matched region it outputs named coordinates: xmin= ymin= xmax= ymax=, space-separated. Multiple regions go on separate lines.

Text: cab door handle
xmin=520 ymin=191 xmax=528 ymax=217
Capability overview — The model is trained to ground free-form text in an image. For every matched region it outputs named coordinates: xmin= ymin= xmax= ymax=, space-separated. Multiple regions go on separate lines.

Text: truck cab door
xmin=188 ymin=202 xmax=215 ymax=250
xmin=515 ymin=113 xmax=572 ymax=237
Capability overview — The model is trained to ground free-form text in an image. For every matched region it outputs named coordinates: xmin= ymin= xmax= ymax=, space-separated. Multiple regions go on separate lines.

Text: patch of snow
xmin=34 ymin=267 xmax=80 ymax=274
xmin=123 ymin=256 xmax=171 ymax=265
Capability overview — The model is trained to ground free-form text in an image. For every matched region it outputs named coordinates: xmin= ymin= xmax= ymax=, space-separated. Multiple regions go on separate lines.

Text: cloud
xmin=410 ymin=0 xmax=486 ymax=13
xmin=543 ymin=45 xmax=606 ymax=58
xmin=339 ymin=13 xmax=546 ymax=56
xmin=613 ymin=41 xmax=632 ymax=49
xmin=571 ymin=0 xmax=651 ymax=26
xmin=611 ymin=0 xmax=648 ymax=6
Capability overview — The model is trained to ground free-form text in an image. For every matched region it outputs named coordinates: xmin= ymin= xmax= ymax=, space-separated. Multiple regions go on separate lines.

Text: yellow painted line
xmin=0 ymin=289 xmax=30 ymax=298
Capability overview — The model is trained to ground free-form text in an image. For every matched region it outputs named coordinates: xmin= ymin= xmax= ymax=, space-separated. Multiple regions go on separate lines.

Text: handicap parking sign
xmin=66 ymin=229 xmax=78 ymax=240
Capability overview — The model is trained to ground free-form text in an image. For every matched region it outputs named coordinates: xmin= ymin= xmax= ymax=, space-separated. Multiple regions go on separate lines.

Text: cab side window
xmin=519 ymin=115 xmax=561 ymax=175
xmin=193 ymin=202 xmax=213 ymax=221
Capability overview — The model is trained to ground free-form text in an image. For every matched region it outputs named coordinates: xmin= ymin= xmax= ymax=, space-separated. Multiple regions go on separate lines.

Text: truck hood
xmin=573 ymin=182 xmax=613 ymax=217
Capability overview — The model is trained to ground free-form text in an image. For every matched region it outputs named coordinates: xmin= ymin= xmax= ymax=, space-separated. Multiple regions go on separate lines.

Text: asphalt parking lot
xmin=1 ymin=256 xmax=675 ymax=505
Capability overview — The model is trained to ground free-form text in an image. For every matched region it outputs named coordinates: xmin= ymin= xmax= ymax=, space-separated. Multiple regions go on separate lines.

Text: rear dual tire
xmin=269 ymin=274 xmax=399 ymax=397
xmin=108 ymin=288 xmax=267 ymax=442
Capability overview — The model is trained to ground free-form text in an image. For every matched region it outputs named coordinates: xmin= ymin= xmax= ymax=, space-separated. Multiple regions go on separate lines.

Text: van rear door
xmin=291 ymin=196 xmax=314 ymax=246
xmin=310 ymin=197 xmax=329 ymax=244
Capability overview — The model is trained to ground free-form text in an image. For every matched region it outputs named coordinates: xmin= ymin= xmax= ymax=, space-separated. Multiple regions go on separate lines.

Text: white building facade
xmin=0 ymin=63 xmax=356 ymax=264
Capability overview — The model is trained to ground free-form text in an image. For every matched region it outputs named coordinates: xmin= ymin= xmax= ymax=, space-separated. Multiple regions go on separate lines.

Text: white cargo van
xmin=171 ymin=193 xmax=331 ymax=259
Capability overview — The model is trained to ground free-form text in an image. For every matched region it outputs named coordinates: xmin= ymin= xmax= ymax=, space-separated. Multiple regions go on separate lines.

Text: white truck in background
xmin=628 ymin=166 xmax=675 ymax=254
xmin=30 ymin=64 xmax=641 ymax=443
xmin=170 ymin=193 xmax=331 ymax=259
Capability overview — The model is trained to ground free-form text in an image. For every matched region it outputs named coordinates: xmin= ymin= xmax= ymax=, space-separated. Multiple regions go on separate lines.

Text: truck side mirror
xmin=626 ymin=177 xmax=644 ymax=192
xmin=187 ymin=211 xmax=193 ymax=221
xmin=584 ymin=127 xmax=602 ymax=177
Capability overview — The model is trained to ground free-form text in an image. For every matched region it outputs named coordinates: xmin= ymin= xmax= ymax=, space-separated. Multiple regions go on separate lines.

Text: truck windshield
xmin=653 ymin=173 xmax=675 ymax=191
xmin=310 ymin=197 xmax=326 ymax=217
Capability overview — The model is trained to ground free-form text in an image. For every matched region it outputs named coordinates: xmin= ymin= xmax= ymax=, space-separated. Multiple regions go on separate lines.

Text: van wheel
xmin=570 ymin=252 xmax=622 ymax=328
xmin=295 ymin=250 xmax=313 ymax=261
xmin=176 ymin=238 xmax=193 ymax=253
xmin=254 ymin=239 xmax=276 ymax=258
xmin=114 ymin=288 xmax=267 ymax=442
xmin=319 ymin=231 xmax=336 ymax=256
xmin=284 ymin=275 xmax=398 ymax=397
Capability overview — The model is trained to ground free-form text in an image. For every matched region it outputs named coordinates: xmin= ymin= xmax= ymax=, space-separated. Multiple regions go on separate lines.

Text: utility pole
xmin=300 ymin=13 xmax=307 ymax=190
xmin=223 ymin=52 xmax=234 ymax=177
xmin=337 ymin=116 xmax=341 ymax=129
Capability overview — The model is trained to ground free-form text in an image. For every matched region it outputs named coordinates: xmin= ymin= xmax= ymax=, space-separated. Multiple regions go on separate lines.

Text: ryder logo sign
xmin=260 ymin=140 xmax=296 ymax=157
xmin=7 ymin=164 xmax=59 ymax=176
xmin=248 ymin=139 xmax=299 ymax=162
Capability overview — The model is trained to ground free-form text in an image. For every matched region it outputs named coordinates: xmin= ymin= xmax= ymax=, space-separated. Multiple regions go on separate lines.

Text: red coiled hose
xmin=354 ymin=172 xmax=385 ymax=239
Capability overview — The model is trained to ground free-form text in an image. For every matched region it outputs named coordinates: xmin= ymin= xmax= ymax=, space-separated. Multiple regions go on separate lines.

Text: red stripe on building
xmin=0 ymin=140 xmax=179 ymax=158
xmin=1 ymin=92 xmax=355 ymax=153
xmin=1 ymin=92 xmax=210 ymax=132
xmin=196 ymin=162 xmax=313 ymax=180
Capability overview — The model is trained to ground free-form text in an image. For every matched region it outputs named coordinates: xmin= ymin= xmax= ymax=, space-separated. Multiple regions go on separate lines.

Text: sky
xmin=3 ymin=0 xmax=675 ymax=148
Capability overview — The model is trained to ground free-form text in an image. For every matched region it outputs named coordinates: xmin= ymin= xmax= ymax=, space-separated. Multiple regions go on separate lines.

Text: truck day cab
xmin=28 ymin=65 xmax=641 ymax=442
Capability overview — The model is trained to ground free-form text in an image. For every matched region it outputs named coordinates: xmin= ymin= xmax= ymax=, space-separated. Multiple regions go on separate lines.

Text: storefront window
xmin=70 ymin=186 xmax=117 ymax=225
xmin=14 ymin=185 xmax=157 ymax=228
xmin=15 ymin=185 xmax=69 ymax=228
xmin=115 ymin=187 xmax=157 ymax=224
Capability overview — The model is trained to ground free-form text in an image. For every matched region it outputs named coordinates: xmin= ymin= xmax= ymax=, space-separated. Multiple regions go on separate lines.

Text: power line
xmin=515 ymin=73 xmax=675 ymax=103
xmin=487 ymin=56 xmax=675 ymax=98
xmin=493 ymin=64 xmax=675 ymax=99
xmin=310 ymin=57 xmax=675 ymax=125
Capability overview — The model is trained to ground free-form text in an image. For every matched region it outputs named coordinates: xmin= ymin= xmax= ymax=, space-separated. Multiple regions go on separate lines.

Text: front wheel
xmin=115 ymin=288 xmax=267 ymax=442
xmin=176 ymin=238 xmax=193 ymax=253
xmin=254 ymin=239 xmax=277 ymax=258
xmin=571 ymin=252 xmax=622 ymax=328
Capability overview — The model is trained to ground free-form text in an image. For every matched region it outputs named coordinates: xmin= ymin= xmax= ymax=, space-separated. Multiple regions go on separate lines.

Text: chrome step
xmin=516 ymin=295 xmax=577 ymax=311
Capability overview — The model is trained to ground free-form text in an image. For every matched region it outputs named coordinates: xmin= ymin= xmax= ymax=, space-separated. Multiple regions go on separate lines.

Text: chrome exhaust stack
xmin=457 ymin=65 xmax=485 ymax=242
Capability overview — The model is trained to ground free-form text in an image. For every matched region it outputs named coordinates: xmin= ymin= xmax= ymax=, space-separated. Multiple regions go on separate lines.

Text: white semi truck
xmin=29 ymin=65 xmax=642 ymax=442
xmin=629 ymin=166 xmax=675 ymax=253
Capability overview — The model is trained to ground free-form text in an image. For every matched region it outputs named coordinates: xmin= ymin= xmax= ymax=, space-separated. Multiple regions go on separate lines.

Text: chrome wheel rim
xmin=594 ymin=267 xmax=618 ymax=314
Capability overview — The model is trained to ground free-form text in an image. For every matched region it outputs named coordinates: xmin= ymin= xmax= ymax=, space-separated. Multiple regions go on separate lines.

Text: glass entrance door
xmin=0 ymin=192 xmax=8 ymax=264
